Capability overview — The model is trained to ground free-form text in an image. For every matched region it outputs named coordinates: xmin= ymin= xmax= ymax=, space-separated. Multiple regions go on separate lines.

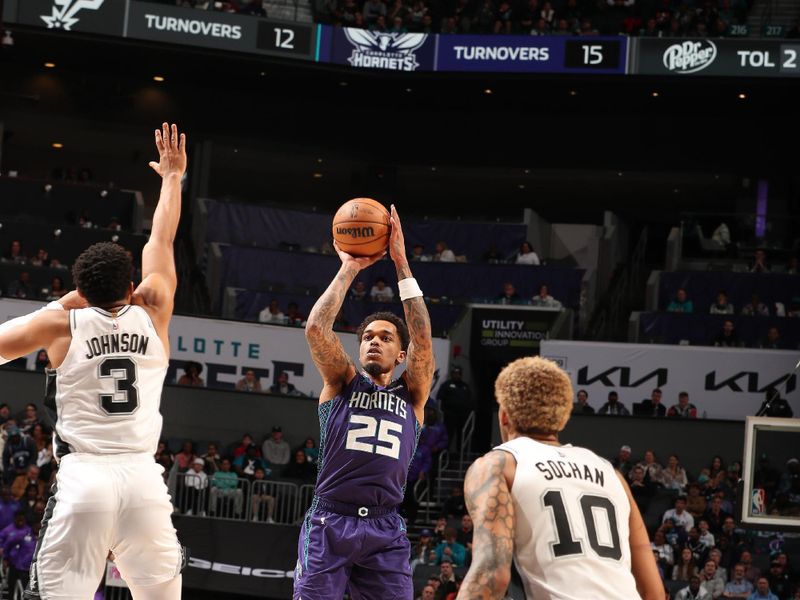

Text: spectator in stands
xmin=788 ymin=297 xmax=800 ymax=318
xmin=29 ymin=249 xmax=50 ymax=268
xmin=433 ymin=241 xmax=456 ymax=263
xmin=106 ymin=216 xmax=122 ymax=232
xmin=697 ymin=519 xmax=714 ymax=549
xmin=411 ymin=244 xmax=432 ymax=262
xmin=703 ymin=496 xmax=731 ymax=536
xmin=628 ymin=465 xmax=654 ymax=512
xmin=713 ymin=320 xmax=742 ymax=348
xmin=598 ymin=391 xmax=629 ymax=415
xmin=651 ymin=528 xmax=674 ymax=571
xmin=759 ymin=327 xmax=784 ymax=350
xmin=765 ymin=561 xmax=790 ymax=599
xmin=286 ymin=302 xmax=306 ymax=327
xmin=210 ymin=458 xmax=243 ymax=517
xmin=259 ymin=299 xmax=286 ymax=324
xmin=786 ymin=256 xmax=798 ymax=274
xmin=738 ymin=550 xmax=760 ymax=584
xmin=724 ymin=564 xmax=754 ymax=597
xmin=433 ymin=527 xmax=466 ymax=566
xmin=177 ymin=361 xmax=204 ymax=387
xmin=612 ymin=444 xmax=634 ymax=476
xmin=710 ymin=291 xmax=735 ymax=315
xmin=0 ymin=511 xmax=31 ymax=556
xmin=3 ymin=241 xmax=25 ymax=264
xmin=664 ymin=496 xmax=695 ymax=532
xmin=443 ymin=486 xmax=466 ymax=518
xmin=262 ymin=426 xmax=291 ymax=468
xmin=4 ymin=519 xmax=37 ymax=595
xmin=0 ymin=487 xmax=20 ymax=531
xmin=233 ymin=444 xmax=269 ymax=480
xmin=11 ymin=465 xmax=43 ymax=501
xmin=572 ymin=389 xmax=595 ymax=414
xmin=708 ymin=548 xmax=728 ymax=584
xmin=674 ymin=547 xmax=700 ymax=582
xmin=410 ymin=528 xmax=436 ymax=572
xmin=677 ymin=575 xmax=712 ymax=600
xmin=18 ymin=404 xmax=38 ymax=434
xmin=749 ymin=577 xmax=779 ymax=600
xmin=668 ymin=392 xmax=698 ymax=419
xmin=43 ymin=276 xmax=67 ymax=301
xmin=436 ymin=366 xmax=474 ymax=452
xmin=637 ymin=449 xmax=664 ymax=486
xmin=668 ymin=288 xmax=694 ymax=313
xmin=711 ymin=222 xmax=731 ymax=251
xmin=639 ymin=388 xmax=666 ymax=417
xmin=456 ymin=514 xmax=473 ymax=556
xmin=302 ymin=438 xmax=319 ymax=464
xmin=685 ymin=526 xmax=709 ymax=567
xmin=370 ymin=277 xmax=395 ymax=302
xmin=419 ymin=407 xmax=448 ymax=479
xmin=531 ymin=284 xmax=562 ymax=309
xmin=239 ymin=0 xmax=266 ymax=16
xmin=749 ymin=249 xmax=770 ymax=273
xmin=700 ymin=560 xmax=724 ymax=599
xmin=202 ymin=443 xmax=222 ymax=474
xmin=233 ymin=433 xmax=257 ymax=459
xmin=174 ymin=441 xmax=195 ymax=472
xmin=2 ymin=428 xmax=36 ymax=485
xmin=236 ymin=369 xmax=262 ymax=392
xmin=350 ymin=280 xmax=368 ymax=301
xmin=435 ymin=560 xmax=458 ymax=599
xmin=686 ymin=483 xmax=707 ymax=519
xmin=269 ymin=372 xmax=301 ymax=396
xmin=481 ymin=243 xmax=502 ymax=263
xmin=362 ymin=0 xmax=386 ymax=23
xmin=284 ymin=449 xmax=316 ymax=482
xmin=7 ymin=272 xmax=34 ymax=299
xmin=496 ymin=282 xmax=521 ymax=305
xmin=514 ymin=241 xmax=540 ymax=265
xmin=250 ymin=467 xmax=275 ymax=523
xmin=742 ymin=294 xmax=769 ymax=317
xmin=663 ymin=454 xmax=688 ymax=492
xmin=0 ymin=404 xmax=10 ymax=426
xmin=756 ymin=388 xmax=793 ymax=418
xmin=416 ymin=584 xmax=435 ymax=600
xmin=183 ymin=457 xmax=208 ymax=516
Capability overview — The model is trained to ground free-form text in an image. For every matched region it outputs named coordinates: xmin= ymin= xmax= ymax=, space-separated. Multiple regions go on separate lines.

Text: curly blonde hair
xmin=495 ymin=356 xmax=573 ymax=435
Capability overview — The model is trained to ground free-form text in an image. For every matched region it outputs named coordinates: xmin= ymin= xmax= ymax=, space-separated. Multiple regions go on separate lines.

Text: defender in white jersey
xmin=0 ymin=123 xmax=187 ymax=600
xmin=457 ymin=357 xmax=663 ymax=600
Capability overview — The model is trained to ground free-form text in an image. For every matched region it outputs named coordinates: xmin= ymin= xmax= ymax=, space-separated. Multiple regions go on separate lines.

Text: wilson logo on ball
xmin=336 ymin=226 xmax=375 ymax=238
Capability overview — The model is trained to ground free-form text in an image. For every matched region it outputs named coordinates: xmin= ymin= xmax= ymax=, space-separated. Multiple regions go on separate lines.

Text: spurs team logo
xmin=41 ymin=0 xmax=105 ymax=31
xmin=343 ymin=28 xmax=427 ymax=72
xmin=662 ymin=40 xmax=717 ymax=74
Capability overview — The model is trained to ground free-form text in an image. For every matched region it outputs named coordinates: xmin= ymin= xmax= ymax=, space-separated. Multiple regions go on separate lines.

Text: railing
xmin=297 ymin=484 xmax=316 ymax=520
xmin=436 ymin=450 xmax=450 ymax=503
xmin=459 ymin=411 xmax=475 ymax=476
xmin=413 ymin=477 xmax=431 ymax=524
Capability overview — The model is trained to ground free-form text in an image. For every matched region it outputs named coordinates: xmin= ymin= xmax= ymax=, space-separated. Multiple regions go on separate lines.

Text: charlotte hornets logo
xmin=343 ymin=28 xmax=427 ymax=72
xmin=41 ymin=0 xmax=105 ymax=30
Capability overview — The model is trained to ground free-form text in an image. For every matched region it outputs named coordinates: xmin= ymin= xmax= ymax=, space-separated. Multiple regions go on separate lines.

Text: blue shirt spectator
xmin=747 ymin=577 xmax=778 ymax=600
xmin=667 ymin=288 xmax=694 ymax=313
xmin=434 ymin=527 xmax=467 ymax=566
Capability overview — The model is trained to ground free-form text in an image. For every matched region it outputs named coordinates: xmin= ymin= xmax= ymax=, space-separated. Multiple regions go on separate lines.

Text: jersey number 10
xmin=543 ymin=490 xmax=622 ymax=560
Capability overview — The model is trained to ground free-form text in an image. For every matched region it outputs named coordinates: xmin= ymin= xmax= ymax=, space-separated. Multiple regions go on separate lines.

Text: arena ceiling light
xmin=568 ymin=90 xmax=577 ymax=96
xmin=651 ymin=91 xmax=660 ymax=98
xmin=738 ymin=92 xmax=747 ymax=100
xmin=51 ymin=142 xmax=63 ymax=149
xmin=44 ymin=62 xmax=56 ymax=68
xmin=483 ymin=88 xmax=493 ymax=95
xmin=153 ymin=75 xmax=165 ymax=82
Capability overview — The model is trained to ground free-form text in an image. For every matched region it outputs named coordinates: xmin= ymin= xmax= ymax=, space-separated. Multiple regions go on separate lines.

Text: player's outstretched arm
xmin=457 ymin=451 xmax=515 ymax=600
xmin=305 ymin=243 xmax=384 ymax=399
xmin=616 ymin=471 xmax=664 ymax=600
xmin=132 ymin=123 xmax=186 ymax=328
xmin=389 ymin=205 xmax=434 ymax=407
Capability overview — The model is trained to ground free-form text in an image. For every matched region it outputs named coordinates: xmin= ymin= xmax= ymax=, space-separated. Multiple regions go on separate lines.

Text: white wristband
xmin=398 ymin=277 xmax=423 ymax=301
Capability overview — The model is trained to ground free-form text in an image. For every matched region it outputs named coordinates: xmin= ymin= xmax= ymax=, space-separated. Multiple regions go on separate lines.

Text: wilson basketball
xmin=332 ymin=198 xmax=390 ymax=257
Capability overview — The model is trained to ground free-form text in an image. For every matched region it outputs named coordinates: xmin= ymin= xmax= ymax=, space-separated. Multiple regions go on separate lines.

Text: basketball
xmin=332 ymin=198 xmax=390 ymax=257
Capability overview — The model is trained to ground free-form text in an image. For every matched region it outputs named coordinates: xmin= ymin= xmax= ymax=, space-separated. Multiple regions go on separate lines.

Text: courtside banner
xmin=633 ymin=38 xmax=800 ymax=77
xmin=322 ymin=26 xmax=436 ymax=72
xmin=470 ymin=306 xmax=559 ymax=362
xmin=12 ymin=0 xmax=125 ymax=36
xmin=540 ymin=340 xmax=798 ymax=420
xmin=436 ymin=35 xmax=627 ymax=74
xmin=175 ymin=517 xmax=297 ymax=598
xmin=0 ymin=298 xmax=449 ymax=395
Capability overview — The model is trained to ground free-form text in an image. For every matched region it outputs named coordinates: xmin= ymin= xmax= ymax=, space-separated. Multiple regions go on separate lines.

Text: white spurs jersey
xmin=50 ymin=305 xmax=168 ymax=456
xmin=495 ymin=437 xmax=641 ymax=600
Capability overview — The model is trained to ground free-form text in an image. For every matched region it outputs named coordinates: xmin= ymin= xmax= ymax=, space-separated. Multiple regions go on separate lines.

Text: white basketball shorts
xmin=28 ymin=452 xmax=183 ymax=599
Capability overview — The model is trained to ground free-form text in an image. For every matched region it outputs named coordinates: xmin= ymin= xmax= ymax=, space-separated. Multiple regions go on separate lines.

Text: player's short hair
xmin=495 ymin=356 xmax=573 ymax=435
xmin=72 ymin=242 xmax=132 ymax=307
xmin=356 ymin=312 xmax=409 ymax=351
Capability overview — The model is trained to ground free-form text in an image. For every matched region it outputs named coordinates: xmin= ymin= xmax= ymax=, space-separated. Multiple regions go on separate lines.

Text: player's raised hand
xmin=334 ymin=241 xmax=385 ymax=272
xmin=388 ymin=204 xmax=407 ymax=264
xmin=148 ymin=123 xmax=187 ymax=178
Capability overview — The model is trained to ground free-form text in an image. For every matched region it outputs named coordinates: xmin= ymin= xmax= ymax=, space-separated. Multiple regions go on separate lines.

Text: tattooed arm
xmin=305 ymin=245 xmax=385 ymax=403
xmin=389 ymin=205 xmax=435 ymax=415
xmin=457 ymin=451 xmax=516 ymax=600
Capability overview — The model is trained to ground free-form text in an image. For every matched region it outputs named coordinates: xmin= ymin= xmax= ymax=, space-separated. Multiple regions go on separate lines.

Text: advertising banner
xmin=175 ymin=517 xmax=298 ymax=598
xmin=0 ymin=299 xmax=449 ymax=395
xmin=540 ymin=340 xmax=798 ymax=420
xmin=470 ymin=306 xmax=560 ymax=363
xmin=436 ymin=36 xmax=626 ymax=74
xmin=634 ymin=38 xmax=800 ymax=77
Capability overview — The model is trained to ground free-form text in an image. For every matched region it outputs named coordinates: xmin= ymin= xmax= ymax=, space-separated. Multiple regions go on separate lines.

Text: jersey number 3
xmin=543 ymin=490 xmax=622 ymax=560
xmin=99 ymin=358 xmax=140 ymax=415
xmin=345 ymin=415 xmax=402 ymax=460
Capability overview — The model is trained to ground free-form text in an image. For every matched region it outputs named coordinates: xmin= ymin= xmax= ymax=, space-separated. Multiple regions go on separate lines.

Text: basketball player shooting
xmin=457 ymin=357 xmax=663 ymax=600
xmin=294 ymin=205 xmax=435 ymax=600
xmin=0 ymin=123 xmax=186 ymax=600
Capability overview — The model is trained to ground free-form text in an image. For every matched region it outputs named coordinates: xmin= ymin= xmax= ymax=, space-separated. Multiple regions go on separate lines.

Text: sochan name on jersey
xmin=188 ymin=557 xmax=293 ymax=579
xmin=143 ymin=14 xmax=242 ymax=39
xmin=662 ymin=40 xmax=717 ymax=73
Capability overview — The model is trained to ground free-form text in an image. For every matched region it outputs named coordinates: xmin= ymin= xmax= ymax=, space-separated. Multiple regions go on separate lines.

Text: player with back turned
xmin=457 ymin=356 xmax=663 ymax=600
xmin=294 ymin=204 xmax=435 ymax=600
xmin=0 ymin=124 xmax=187 ymax=600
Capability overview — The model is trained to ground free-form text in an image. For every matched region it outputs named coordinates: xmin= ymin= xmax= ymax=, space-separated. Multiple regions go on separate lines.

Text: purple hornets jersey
xmin=313 ymin=372 xmax=421 ymax=508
